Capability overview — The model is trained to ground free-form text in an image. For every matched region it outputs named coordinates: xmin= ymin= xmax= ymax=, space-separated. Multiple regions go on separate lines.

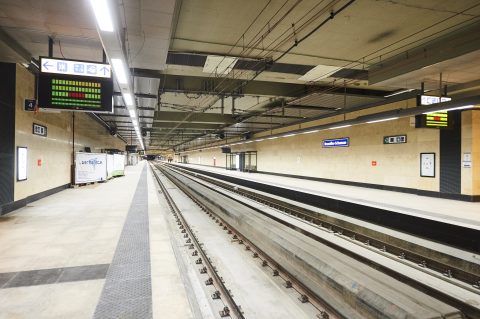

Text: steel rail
xmin=155 ymin=163 xmax=339 ymax=319
xmin=150 ymin=164 xmax=245 ymax=319
xmin=163 ymin=163 xmax=480 ymax=318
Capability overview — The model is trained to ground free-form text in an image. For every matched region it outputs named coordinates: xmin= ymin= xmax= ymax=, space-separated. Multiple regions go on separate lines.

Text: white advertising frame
xmin=17 ymin=146 xmax=28 ymax=181
xmin=420 ymin=152 xmax=435 ymax=178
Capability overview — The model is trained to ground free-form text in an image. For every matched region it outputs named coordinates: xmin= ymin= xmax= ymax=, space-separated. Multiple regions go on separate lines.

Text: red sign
xmin=371 ymin=160 xmax=377 ymax=166
xmin=37 ymin=159 xmax=42 ymax=166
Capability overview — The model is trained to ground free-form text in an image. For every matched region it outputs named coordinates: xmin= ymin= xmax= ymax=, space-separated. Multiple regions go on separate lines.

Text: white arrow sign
xmin=40 ymin=57 xmax=111 ymax=78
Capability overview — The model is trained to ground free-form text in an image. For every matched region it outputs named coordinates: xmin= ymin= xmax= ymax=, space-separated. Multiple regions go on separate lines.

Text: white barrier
xmin=75 ymin=152 xmax=107 ymax=184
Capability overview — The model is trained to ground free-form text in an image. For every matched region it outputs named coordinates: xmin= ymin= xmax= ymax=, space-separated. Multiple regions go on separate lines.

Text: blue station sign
xmin=322 ymin=137 xmax=349 ymax=148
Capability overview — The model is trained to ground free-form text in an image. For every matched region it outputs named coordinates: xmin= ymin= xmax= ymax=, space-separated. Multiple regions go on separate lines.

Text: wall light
xmin=89 ymin=0 xmax=114 ymax=32
xmin=111 ymin=58 xmax=128 ymax=84
xmin=366 ymin=117 xmax=399 ymax=124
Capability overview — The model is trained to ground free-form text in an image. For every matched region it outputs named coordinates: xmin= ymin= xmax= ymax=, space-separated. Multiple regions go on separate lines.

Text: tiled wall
xmin=14 ymin=65 xmax=125 ymax=202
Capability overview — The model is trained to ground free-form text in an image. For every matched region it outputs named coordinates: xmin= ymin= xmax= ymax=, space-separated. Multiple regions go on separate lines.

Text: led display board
xmin=415 ymin=112 xmax=449 ymax=129
xmin=38 ymin=57 xmax=113 ymax=113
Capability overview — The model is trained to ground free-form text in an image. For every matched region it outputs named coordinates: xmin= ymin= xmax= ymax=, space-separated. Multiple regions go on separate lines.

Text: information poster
xmin=75 ymin=152 xmax=107 ymax=184
xmin=106 ymin=154 xmax=114 ymax=179
xmin=17 ymin=147 xmax=28 ymax=181
xmin=420 ymin=153 xmax=435 ymax=177
xmin=112 ymin=154 xmax=125 ymax=177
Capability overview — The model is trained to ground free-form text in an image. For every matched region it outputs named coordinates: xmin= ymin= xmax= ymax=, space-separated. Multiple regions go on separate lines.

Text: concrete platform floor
xmin=176 ymin=163 xmax=480 ymax=230
xmin=0 ymin=161 xmax=192 ymax=319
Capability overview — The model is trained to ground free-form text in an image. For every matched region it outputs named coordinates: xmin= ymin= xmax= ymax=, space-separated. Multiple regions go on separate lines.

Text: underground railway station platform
xmin=1 ymin=0 xmax=480 ymax=318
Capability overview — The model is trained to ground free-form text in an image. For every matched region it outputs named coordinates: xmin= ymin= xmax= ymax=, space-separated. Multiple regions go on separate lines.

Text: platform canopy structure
xmin=1 ymin=0 xmax=480 ymax=151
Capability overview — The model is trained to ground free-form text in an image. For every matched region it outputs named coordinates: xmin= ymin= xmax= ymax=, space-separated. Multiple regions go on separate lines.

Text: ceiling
xmin=1 ymin=0 xmax=480 ymax=152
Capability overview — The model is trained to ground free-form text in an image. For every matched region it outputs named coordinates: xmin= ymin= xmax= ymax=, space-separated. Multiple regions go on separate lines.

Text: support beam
xmin=0 ymin=27 xmax=31 ymax=63
xmin=113 ymin=92 xmax=158 ymax=99
xmin=154 ymin=111 xmax=236 ymax=124
xmin=150 ymin=122 xmax=222 ymax=130
xmin=131 ymin=70 xmax=389 ymax=98
xmin=284 ymin=104 xmax=339 ymax=111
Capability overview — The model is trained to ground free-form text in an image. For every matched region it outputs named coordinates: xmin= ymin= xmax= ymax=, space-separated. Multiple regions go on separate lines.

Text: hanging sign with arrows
xmin=40 ymin=57 xmax=111 ymax=78
xmin=38 ymin=57 xmax=113 ymax=113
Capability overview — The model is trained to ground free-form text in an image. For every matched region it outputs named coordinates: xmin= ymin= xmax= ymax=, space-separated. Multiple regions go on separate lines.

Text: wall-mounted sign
xmin=24 ymin=99 xmax=36 ymax=111
xmin=420 ymin=152 xmax=435 ymax=177
xmin=322 ymin=137 xmax=349 ymax=148
xmin=32 ymin=123 xmax=47 ymax=137
xmin=38 ymin=57 xmax=113 ymax=113
xmin=383 ymin=135 xmax=406 ymax=144
xmin=17 ymin=147 xmax=28 ymax=181
xmin=371 ymin=160 xmax=377 ymax=166
xmin=40 ymin=57 xmax=111 ymax=78
xmin=463 ymin=152 xmax=472 ymax=168
xmin=418 ymin=95 xmax=451 ymax=106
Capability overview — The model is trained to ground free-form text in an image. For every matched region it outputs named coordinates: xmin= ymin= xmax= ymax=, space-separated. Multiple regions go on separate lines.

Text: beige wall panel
xmin=471 ymin=111 xmax=480 ymax=195
xmin=14 ymin=65 xmax=125 ymax=201
xmin=184 ymin=112 xmax=441 ymax=192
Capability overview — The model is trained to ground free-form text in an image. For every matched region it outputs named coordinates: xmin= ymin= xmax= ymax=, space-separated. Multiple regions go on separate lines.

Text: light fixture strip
xmin=89 ymin=0 xmax=114 ymax=32
xmin=329 ymin=124 xmax=352 ymax=130
xmin=111 ymin=58 xmax=128 ymax=84
xmin=423 ymin=105 xmax=474 ymax=114
xmin=123 ymin=93 xmax=134 ymax=106
xmin=366 ymin=117 xmax=399 ymax=124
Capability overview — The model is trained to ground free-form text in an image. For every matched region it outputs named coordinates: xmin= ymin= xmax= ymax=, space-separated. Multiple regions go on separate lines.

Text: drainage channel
xmin=153 ymin=163 xmax=340 ymax=319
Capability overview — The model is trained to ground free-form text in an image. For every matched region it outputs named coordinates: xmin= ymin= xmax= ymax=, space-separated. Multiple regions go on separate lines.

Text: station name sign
xmin=322 ymin=137 xmax=349 ymax=148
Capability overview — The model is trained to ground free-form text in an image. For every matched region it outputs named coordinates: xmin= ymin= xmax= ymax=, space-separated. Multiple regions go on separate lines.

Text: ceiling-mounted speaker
xmin=241 ymin=132 xmax=252 ymax=140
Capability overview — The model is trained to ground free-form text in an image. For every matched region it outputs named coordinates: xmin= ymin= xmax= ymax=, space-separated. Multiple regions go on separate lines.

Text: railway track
xmin=160 ymin=162 xmax=480 ymax=318
xmin=151 ymin=163 xmax=338 ymax=319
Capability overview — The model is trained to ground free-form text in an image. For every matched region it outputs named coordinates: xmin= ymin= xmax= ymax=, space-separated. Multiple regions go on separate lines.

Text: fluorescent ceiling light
xmin=267 ymin=136 xmax=278 ymax=140
xmin=329 ymin=124 xmax=352 ymax=130
xmin=283 ymin=133 xmax=297 ymax=137
xmin=123 ymin=93 xmax=134 ymax=106
xmin=203 ymin=55 xmax=238 ymax=75
xmin=384 ymin=88 xmax=415 ymax=98
xmin=423 ymin=105 xmax=475 ymax=114
xmin=302 ymin=130 xmax=319 ymax=134
xmin=299 ymin=65 xmax=339 ymax=81
xmin=111 ymin=58 xmax=128 ymax=84
xmin=89 ymin=0 xmax=114 ymax=32
xmin=366 ymin=117 xmax=399 ymax=124
xmin=129 ymin=109 xmax=136 ymax=118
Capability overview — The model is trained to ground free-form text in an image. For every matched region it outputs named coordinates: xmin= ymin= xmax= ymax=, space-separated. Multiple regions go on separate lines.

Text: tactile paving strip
xmin=93 ymin=167 xmax=152 ymax=318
